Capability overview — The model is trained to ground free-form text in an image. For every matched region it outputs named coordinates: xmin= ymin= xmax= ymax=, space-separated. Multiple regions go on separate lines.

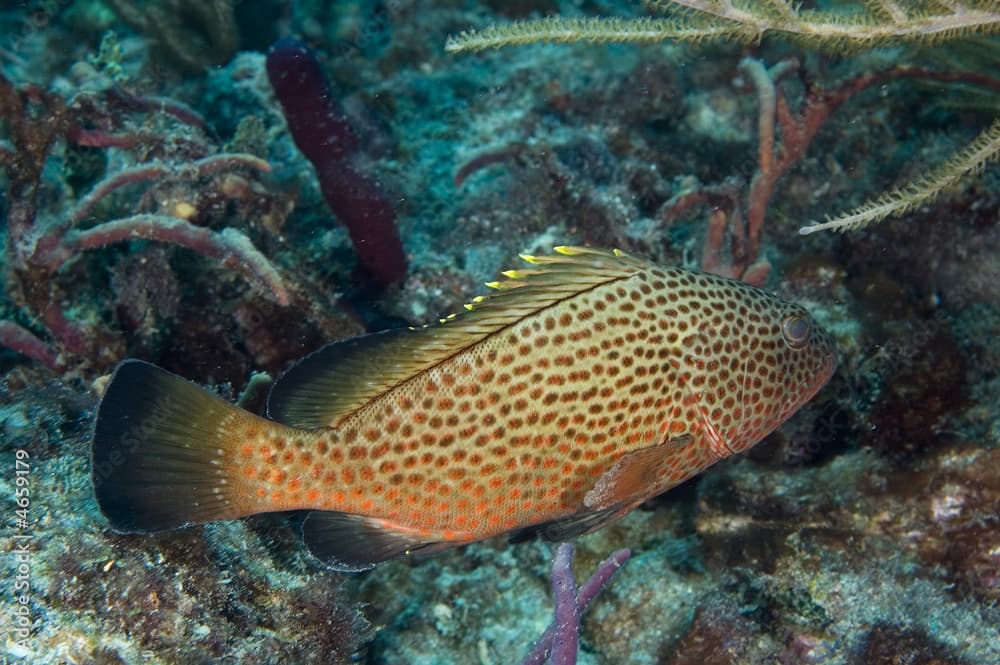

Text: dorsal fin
xmin=267 ymin=247 xmax=649 ymax=429
xmin=267 ymin=328 xmax=417 ymax=429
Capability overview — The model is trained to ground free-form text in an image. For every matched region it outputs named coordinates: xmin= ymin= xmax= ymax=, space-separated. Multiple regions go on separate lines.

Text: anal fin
xmin=302 ymin=511 xmax=464 ymax=571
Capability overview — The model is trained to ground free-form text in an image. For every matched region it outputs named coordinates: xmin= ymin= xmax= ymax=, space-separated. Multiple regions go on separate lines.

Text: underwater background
xmin=1 ymin=0 xmax=1000 ymax=663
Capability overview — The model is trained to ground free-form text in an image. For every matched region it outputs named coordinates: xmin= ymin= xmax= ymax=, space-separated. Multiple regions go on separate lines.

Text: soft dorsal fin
xmin=267 ymin=247 xmax=649 ymax=429
xmin=267 ymin=328 xmax=419 ymax=429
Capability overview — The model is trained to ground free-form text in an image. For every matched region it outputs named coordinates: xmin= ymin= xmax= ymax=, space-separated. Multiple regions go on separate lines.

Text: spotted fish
xmin=91 ymin=247 xmax=836 ymax=571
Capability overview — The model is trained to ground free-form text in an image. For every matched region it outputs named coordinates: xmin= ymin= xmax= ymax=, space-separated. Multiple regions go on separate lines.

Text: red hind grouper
xmin=91 ymin=247 xmax=836 ymax=571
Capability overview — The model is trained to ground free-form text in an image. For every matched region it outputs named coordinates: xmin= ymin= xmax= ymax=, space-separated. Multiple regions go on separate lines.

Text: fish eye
xmin=781 ymin=314 xmax=811 ymax=349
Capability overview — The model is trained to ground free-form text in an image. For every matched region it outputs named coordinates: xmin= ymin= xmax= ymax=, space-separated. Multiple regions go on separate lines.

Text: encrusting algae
xmin=91 ymin=247 xmax=836 ymax=571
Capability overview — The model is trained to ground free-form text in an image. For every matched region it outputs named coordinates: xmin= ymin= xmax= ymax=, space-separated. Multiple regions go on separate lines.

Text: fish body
xmin=92 ymin=247 xmax=836 ymax=570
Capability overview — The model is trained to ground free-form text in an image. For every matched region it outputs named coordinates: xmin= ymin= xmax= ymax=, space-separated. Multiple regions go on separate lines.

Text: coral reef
xmin=1 ymin=1 xmax=999 ymax=664
xmin=0 ymin=71 xmax=293 ymax=371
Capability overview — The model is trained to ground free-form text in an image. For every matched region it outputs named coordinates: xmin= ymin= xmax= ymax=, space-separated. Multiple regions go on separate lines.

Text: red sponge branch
xmin=70 ymin=154 xmax=270 ymax=223
xmin=0 ymin=321 xmax=61 ymax=370
xmin=266 ymin=38 xmax=407 ymax=289
xmin=44 ymin=215 xmax=289 ymax=306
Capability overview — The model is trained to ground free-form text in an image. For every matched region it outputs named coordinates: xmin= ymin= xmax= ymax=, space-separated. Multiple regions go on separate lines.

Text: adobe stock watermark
xmin=7 ymin=449 xmax=34 ymax=659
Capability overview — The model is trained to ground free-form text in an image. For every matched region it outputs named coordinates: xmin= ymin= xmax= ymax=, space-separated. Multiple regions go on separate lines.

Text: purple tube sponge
xmin=522 ymin=544 xmax=632 ymax=665
xmin=266 ymin=38 xmax=407 ymax=289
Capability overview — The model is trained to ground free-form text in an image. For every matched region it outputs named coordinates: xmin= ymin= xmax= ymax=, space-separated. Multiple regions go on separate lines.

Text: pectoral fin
xmin=584 ymin=434 xmax=694 ymax=511
xmin=510 ymin=435 xmax=694 ymax=543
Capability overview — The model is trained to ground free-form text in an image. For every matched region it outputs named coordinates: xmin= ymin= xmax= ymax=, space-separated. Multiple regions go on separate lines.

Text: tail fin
xmin=91 ymin=360 xmax=251 ymax=532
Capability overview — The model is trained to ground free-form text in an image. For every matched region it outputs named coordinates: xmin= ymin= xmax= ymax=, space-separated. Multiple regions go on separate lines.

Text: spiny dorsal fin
xmin=267 ymin=247 xmax=649 ymax=429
